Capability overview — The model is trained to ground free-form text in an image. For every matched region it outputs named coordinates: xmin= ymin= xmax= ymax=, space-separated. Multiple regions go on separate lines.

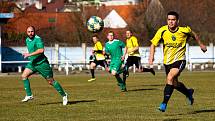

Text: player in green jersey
xmin=105 ymin=31 xmax=127 ymax=92
xmin=21 ymin=26 xmax=68 ymax=105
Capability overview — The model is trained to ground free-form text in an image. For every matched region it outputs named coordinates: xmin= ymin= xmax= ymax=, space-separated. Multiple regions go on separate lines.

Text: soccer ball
xmin=86 ymin=16 xmax=104 ymax=33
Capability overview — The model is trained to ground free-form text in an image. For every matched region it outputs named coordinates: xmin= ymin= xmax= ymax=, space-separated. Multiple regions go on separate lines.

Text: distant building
xmin=100 ymin=0 xmax=139 ymax=6
xmin=13 ymin=0 xmax=141 ymax=12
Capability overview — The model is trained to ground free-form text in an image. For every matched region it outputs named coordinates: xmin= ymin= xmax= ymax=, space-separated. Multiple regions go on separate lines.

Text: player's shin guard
xmin=174 ymin=82 xmax=189 ymax=97
xmin=90 ymin=69 xmax=95 ymax=78
xmin=163 ymin=84 xmax=174 ymax=104
xmin=53 ymin=81 xmax=66 ymax=96
xmin=23 ymin=79 xmax=32 ymax=96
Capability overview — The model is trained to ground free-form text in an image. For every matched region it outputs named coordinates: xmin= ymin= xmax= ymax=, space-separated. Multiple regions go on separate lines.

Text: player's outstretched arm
xmin=23 ymin=48 xmax=44 ymax=58
xmin=191 ymin=31 xmax=207 ymax=53
xmin=122 ymin=47 xmax=128 ymax=61
xmin=149 ymin=44 xmax=155 ymax=65
xmin=128 ymin=46 xmax=139 ymax=54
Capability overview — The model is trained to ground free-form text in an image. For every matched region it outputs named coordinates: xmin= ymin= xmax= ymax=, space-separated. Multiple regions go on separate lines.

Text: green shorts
xmin=26 ymin=61 xmax=53 ymax=79
xmin=109 ymin=60 xmax=123 ymax=74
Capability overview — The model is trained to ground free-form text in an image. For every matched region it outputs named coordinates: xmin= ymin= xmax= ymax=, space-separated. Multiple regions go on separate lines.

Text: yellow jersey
xmin=151 ymin=25 xmax=192 ymax=65
xmin=93 ymin=41 xmax=105 ymax=60
xmin=126 ymin=36 xmax=140 ymax=57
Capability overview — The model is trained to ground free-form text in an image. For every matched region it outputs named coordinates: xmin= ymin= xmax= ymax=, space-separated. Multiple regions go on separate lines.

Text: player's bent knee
xmin=167 ymin=76 xmax=172 ymax=81
xmin=111 ymin=71 xmax=117 ymax=76
xmin=90 ymin=63 xmax=96 ymax=68
xmin=46 ymin=78 xmax=54 ymax=85
xmin=48 ymin=80 xmax=54 ymax=85
xmin=21 ymin=74 xmax=28 ymax=80
xmin=166 ymin=75 xmax=174 ymax=84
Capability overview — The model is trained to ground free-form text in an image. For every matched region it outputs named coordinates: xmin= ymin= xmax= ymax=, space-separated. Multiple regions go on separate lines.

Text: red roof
xmin=24 ymin=0 xmax=65 ymax=13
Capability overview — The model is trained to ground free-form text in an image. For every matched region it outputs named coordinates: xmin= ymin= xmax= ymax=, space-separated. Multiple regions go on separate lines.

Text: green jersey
xmin=105 ymin=39 xmax=125 ymax=61
xmin=26 ymin=35 xmax=48 ymax=65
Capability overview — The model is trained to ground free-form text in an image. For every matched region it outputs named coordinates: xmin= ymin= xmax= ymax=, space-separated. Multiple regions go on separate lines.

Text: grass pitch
xmin=0 ymin=71 xmax=215 ymax=121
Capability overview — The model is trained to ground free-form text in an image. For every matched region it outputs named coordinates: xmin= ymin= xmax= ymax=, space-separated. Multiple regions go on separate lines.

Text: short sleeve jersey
xmin=105 ymin=39 xmax=125 ymax=61
xmin=151 ymin=25 xmax=192 ymax=65
xmin=126 ymin=36 xmax=140 ymax=57
xmin=93 ymin=41 xmax=105 ymax=60
xmin=26 ymin=35 xmax=47 ymax=65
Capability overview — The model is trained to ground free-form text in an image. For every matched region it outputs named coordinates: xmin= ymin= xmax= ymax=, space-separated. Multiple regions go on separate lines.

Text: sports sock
xmin=122 ymin=73 xmax=127 ymax=82
xmin=174 ymin=82 xmax=189 ymax=97
xmin=115 ymin=74 xmax=126 ymax=90
xmin=115 ymin=74 xmax=123 ymax=84
xmin=163 ymin=84 xmax=174 ymax=104
xmin=122 ymin=66 xmax=128 ymax=82
xmin=90 ymin=69 xmax=95 ymax=78
xmin=52 ymin=81 xmax=66 ymax=96
xmin=23 ymin=79 xmax=32 ymax=96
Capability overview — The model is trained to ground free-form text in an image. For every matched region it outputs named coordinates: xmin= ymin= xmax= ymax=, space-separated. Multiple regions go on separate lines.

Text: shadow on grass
xmin=189 ymin=109 xmax=215 ymax=114
xmin=39 ymin=100 xmax=96 ymax=105
xmin=68 ymin=100 xmax=96 ymax=104
xmin=170 ymin=109 xmax=215 ymax=116
xmin=141 ymin=84 xmax=164 ymax=87
xmin=128 ymin=88 xmax=159 ymax=92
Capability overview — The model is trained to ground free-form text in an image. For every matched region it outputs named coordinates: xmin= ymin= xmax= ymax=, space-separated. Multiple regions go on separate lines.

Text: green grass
xmin=0 ymin=71 xmax=215 ymax=121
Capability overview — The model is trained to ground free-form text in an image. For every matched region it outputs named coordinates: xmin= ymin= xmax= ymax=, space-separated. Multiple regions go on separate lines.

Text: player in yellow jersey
xmin=122 ymin=30 xmax=155 ymax=79
xmin=88 ymin=34 xmax=107 ymax=82
xmin=148 ymin=11 xmax=207 ymax=112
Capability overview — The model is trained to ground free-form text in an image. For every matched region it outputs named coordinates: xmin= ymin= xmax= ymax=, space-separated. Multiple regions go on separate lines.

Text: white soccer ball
xmin=86 ymin=16 xmax=104 ymax=33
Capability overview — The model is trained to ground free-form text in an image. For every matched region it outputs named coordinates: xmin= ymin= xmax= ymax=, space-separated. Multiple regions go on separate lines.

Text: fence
xmin=1 ymin=43 xmax=215 ymax=75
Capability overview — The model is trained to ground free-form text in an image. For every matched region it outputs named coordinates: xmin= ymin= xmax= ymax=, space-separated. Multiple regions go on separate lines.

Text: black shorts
xmin=125 ymin=56 xmax=141 ymax=68
xmin=164 ymin=60 xmax=186 ymax=76
xmin=90 ymin=60 xmax=108 ymax=68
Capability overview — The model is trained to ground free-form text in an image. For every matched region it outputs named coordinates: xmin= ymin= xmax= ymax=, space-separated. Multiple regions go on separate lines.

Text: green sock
xmin=23 ymin=79 xmax=32 ymax=96
xmin=115 ymin=74 xmax=126 ymax=90
xmin=53 ymin=81 xmax=66 ymax=96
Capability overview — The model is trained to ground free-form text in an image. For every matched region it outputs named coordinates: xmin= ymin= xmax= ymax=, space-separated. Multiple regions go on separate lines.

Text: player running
xmin=21 ymin=26 xmax=68 ymax=105
xmin=105 ymin=31 xmax=127 ymax=92
xmin=88 ymin=34 xmax=108 ymax=82
xmin=148 ymin=11 xmax=207 ymax=112
xmin=122 ymin=30 xmax=155 ymax=78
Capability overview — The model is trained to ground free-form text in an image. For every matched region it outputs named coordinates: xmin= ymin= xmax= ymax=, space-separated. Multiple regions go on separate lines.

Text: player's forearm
xmin=192 ymin=31 xmax=207 ymax=53
xmin=29 ymin=49 xmax=44 ymax=56
xmin=192 ymin=31 xmax=203 ymax=46
xmin=150 ymin=45 xmax=155 ymax=57
xmin=149 ymin=44 xmax=155 ymax=64
xmin=123 ymin=47 xmax=127 ymax=56
xmin=130 ymin=46 xmax=139 ymax=53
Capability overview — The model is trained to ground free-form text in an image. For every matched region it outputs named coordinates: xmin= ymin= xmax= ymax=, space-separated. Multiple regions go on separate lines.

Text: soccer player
xmin=21 ymin=26 xmax=68 ymax=105
xmin=105 ymin=31 xmax=127 ymax=92
xmin=123 ymin=30 xmax=155 ymax=78
xmin=148 ymin=11 xmax=207 ymax=112
xmin=88 ymin=34 xmax=107 ymax=82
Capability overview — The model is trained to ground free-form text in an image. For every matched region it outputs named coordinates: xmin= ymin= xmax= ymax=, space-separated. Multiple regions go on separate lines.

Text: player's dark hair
xmin=167 ymin=11 xmax=179 ymax=20
xmin=92 ymin=34 xmax=99 ymax=39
